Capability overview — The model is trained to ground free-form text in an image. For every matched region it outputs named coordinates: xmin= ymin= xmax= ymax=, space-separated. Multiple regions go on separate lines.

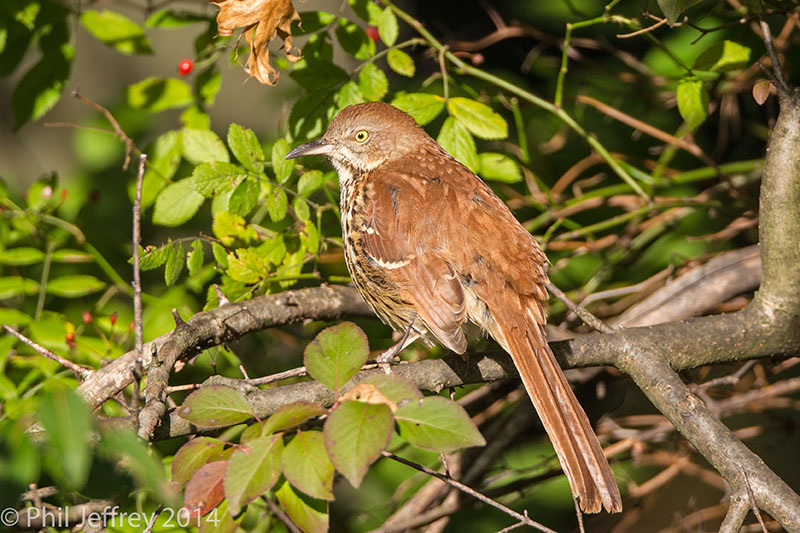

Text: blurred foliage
xmin=1 ymin=0 xmax=798 ymax=531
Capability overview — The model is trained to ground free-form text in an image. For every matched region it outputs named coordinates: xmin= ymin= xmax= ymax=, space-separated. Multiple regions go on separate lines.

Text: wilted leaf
xmin=358 ymin=374 xmax=423 ymax=405
xmin=323 ymin=400 xmax=393 ymax=487
xmin=304 ymin=322 xmax=369 ymax=392
xmin=753 ymin=79 xmax=772 ymax=105
xmin=339 ymin=383 xmax=397 ymax=412
xmin=394 ymin=396 xmax=485 ymax=452
xmin=210 ymin=0 xmax=301 ymax=85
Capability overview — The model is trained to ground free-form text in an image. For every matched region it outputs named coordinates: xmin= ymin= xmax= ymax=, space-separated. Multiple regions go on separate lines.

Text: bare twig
xmin=71 ymin=90 xmax=137 ymax=170
xmin=545 ymin=281 xmax=614 ymax=333
xmin=758 ymin=20 xmax=789 ymax=93
xmin=133 ymin=153 xmax=147 ymax=359
xmin=3 ymin=325 xmax=91 ymax=380
xmin=742 ymin=467 xmax=769 ymax=533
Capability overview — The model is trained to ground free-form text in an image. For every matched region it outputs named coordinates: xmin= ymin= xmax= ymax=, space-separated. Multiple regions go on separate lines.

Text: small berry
xmin=178 ymin=59 xmax=193 ymax=76
xmin=82 ymin=310 xmax=93 ymax=324
xmin=110 ymin=312 xmax=118 ymax=327
xmin=365 ymin=26 xmax=379 ymax=43
xmin=65 ymin=331 xmax=75 ymax=343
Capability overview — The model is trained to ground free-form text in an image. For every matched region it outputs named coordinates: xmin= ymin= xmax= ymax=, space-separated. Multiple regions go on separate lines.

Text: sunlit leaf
xmin=227 ymin=123 xmax=264 ymax=172
xmin=390 ymin=92 xmax=444 ymax=125
xmin=304 ymin=322 xmax=369 ymax=392
xmin=694 ymin=40 xmax=751 ymax=72
xmin=478 ymin=152 xmax=522 ymax=183
xmin=387 ymin=49 xmax=414 ymax=77
xmin=395 ymin=396 xmax=485 ymax=452
xmin=447 ymin=97 xmax=507 ymax=140
xmin=80 ymin=9 xmax=152 ymax=54
xmin=676 ymin=78 xmax=708 ymax=130
xmin=275 ymin=481 xmax=329 ymax=533
xmin=178 ymin=386 xmax=253 ymax=427
xmin=224 ymin=434 xmax=284 ymax=516
xmin=172 ymin=437 xmax=227 ymax=487
xmin=47 ymin=275 xmax=106 ymax=297
xmin=282 ymin=430 xmax=334 ymax=500
xmin=127 ymin=77 xmax=193 ymax=112
xmin=377 ymin=7 xmax=398 ymax=47
xmin=358 ymin=62 xmax=388 ymax=102
xmin=152 ymin=179 xmax=205 ymax=226
xmin=437 ymin=117 xmax=478 ymax=172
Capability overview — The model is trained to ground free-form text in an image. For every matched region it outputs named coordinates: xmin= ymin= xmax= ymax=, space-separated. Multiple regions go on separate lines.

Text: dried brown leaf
xmin=211 ymin=0 xmax=301 ymax=85
xmin=752 ymin=79 xmax=773 ymax=106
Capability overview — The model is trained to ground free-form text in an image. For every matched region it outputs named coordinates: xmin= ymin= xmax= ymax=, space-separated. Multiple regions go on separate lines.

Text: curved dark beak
xmin=285 ymin=138 xmax=334 ymax=160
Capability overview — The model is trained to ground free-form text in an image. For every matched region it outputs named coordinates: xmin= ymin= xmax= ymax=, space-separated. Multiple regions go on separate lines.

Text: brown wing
xmin=359 ymin=169 xmax=468 ymax=353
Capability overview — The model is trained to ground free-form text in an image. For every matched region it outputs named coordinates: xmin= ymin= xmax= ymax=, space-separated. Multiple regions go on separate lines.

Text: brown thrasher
xmin=286 ymin=102 xmax=622 ymax=513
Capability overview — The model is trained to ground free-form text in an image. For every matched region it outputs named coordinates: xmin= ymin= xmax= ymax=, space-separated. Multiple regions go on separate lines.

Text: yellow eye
xmin=354 ymin=130 xmax=369 ymax=143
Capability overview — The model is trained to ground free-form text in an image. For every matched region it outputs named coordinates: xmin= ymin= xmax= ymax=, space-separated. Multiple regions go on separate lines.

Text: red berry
xmin=65 ymin=331 xmax=75 ymax=343
xmin=365 ymin=26 xmax=379 ymax=43
xmin=178 ymin=59 xmax=193 ymax=76
xmin=82 ymin=310 xmax=93 ymax=324
xmin=110 ymin=312 xmax=118 ymax=327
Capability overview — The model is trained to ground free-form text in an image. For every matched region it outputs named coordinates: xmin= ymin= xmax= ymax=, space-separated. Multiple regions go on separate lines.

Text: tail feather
xmin=497 ymin=313 xmax=622 ymax=513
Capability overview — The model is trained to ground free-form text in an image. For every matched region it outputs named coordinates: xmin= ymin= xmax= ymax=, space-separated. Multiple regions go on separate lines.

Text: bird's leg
xmin=376 ymin=314 xmax=419 ymax=363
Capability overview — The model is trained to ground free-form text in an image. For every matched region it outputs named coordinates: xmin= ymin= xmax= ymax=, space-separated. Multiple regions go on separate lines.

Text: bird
xmin=286 ymin=101 xmax=622 ymax=513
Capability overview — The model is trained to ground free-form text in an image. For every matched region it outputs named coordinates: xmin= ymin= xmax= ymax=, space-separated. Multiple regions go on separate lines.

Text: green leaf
xmin=349 ymin=0 xmax=383 ymax=25
xmin=275 ymin=481 xmax=329 ymax=533
xmin=676 ymin=78 xmax=708 ymax=130
xmin=224 ymin=434 xmax=284 ymax=516
xmin=145 ymin=9 xmax=207 ymax=28
xmin=165 ymin=242 xmax=184 ymax=286
xmin=694 ymin=40 xmax=751 ymax=72
xmin=290 ymin=89 xmax=336 ymax=141
xmin=181 ymin=105 xmax=211 ymax=129
xmin=188 ymin=239 xmax=204 ymax=276
xmin=300 ymin=220 xmax=320 ymax=254
xmin=390 ymin=93 xmax=444 ymax=125
xmin=358 ymin=374 xmax=423 ymax=405
xmin=187 ymin=161 xmax=246 ymax=197
xmin=140 ymin=130 xmax=182 ymax=210
xmin=293 ymin=196 xmax=311 ymax=222
xmin=226 ymin=249 xmax=267 ymax=284
xmin=358 ymin=62 xmax=388 ymax=102
xmin=80 ymin=9 xmax=152 ymax=54
xmin=0 ymin=276 xmax=39 ymax=299
xmin=657 ymin=0 xmax=692 ymax=25
xmin=336 ymin=18 xmax=374 ymax=60
xmin=152 ymin=179 xmax=205 ymax=226
xmin=447 ymin=97 xmax=507 ymax=140
xmin=228 ymin=179 xmax=259 ymax=217
xmin=323 ymin=400 xmax=393 ymax=487
xmin=292 ymin=11 xmax=336 ymax=35
xmin=196 ymin=68 xmax=222 ymax=105
xmin=127 ymin=77 xmax=193 ymax=112
xmin=298 ymin=170 xmax=324 ymax=197
xmin=282 ymin=430 xmax=334 ymax=500
xmin=290 ymin=59 xmax=349 ymax=90
xmin=395 ymin=396 xmax=485 ymax=451
xmin=47 ymin=275 xmax=106 ymax=297
xmin=227 ymin=124 xmax=264 ymax=172
xmin=478 ymin=152 xmax=522 ymax=183
xmin=387 ymin=49 xmax=415 ymax=77
xmin=178 ymin=385 xmax=253 ymax=427
xmin=0 ymin=247 xmax=44 ymax=265
xmin=335 ymin=80 xmax=366 ymax=110
xmin=138 ymin=244 xmax=171 ymax=270
xmin=272 ymin=139 xmax=295 ymax=184
xmin=304 ymin=322 xmax=369 ymax=392
xmin=182 ymin=128 xmax=230 ymax=165
xmin=437 ymin=117 xmax=478 ymax=172
xmin=267 ymin=186 xmax=288 ymax=222
xmin=39 ymin=387 xmax=92 ymax=490
xmin=51 ymin=249 xmax=93 ymax=263
xmin=100 ymin=427 xmax=174 ymax=503
xmin=212 ymin=242 xmax=229 ymax=268
xmin=0 ymin=308 xmax=32 ymax=326
xmin=377 ymin=7 xmax=398 ymax=47
xmin=171 ymin=437 xmax=227 ymax=487
xmin=263 ymin=402 xmax=328 ymax=436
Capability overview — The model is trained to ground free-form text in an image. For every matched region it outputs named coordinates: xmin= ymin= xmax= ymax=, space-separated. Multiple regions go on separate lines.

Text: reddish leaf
xmin=185 ymin=461 xmax=227 ymax=516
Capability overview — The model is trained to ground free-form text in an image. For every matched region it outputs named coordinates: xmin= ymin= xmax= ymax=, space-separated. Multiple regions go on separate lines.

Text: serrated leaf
xmin=0 ymin=247 xmax=44 ymax=265
xmin=336 ymin=18 xmax=374 ymax=60
xmin=183 ymin=128 xmax=230 ymax=165
xmin=335 ymin=81 xmax=365 ymax=110
xmin=358 ymin=374 xmax=423 ymax=405
xmin=47 ymin=275 xmax=106 ymax=297
xmin=165 ymin=242 xmax=184 ymax=286
xmin=227 ymin=124 xmax=264 ymax=172
xmin=677 ymin=78 xmax=708 ymax=130
xmin=275 ymin=481 xmax=329 ymax=533
xmin=301 ymin=220 xmax=320 ymax=254
xmin=437 ymin=117 xmax=478 ymax=172
xmin=293 ymin=195 xmax=311 ymax=221
xmin=188 ymin=239 xmax=204 ymax=276
xmin=226 ymin=249 xmax=268 ymax=284
xmin=272 ymin=139 xmax=295 ymax=183
xmin=390 ymin=93 xmax=444 ymax=125
xmin=358 ymin=62 xmax=388 ymax=102
xmin=377 ymin=7 xmax=398 ymax=47
xmin=136 ymin=244 xmax=170 ymax=270
xmin=185 ymin=461 xmax=226 ymax=516
xmin=282 ymin=430 xmax=334 ymax=500
xmin=80 ymin=9 xmax=152 ymax=55
xmin=478 ymin=152 xmax=522 ymax=183
xmin=224 ymin=434 xmax=284 ymax=516
xmin=395 ymin=396 xmax=485 ymax=452
xmin=172 ymin=437 xmax=227 ymax=487
xmin=447 ymin=97 xmax=507 ymax=140
xmin=39 ymin=387 xmax=92 ymax=490
xmin=228 ymin=179 xmax=259 ymax=217
xmin=187 ymin=161 xmax=246 ymax=197
xmin=297 ymin=170 xmax=324 ymax=197
xmin=304 ymin=322 xmax=369 ymax=392
xmin=323 ymin=400 xmax=393 ymax=487
xmin=152 ymin=179 xmax=205 ymax=226
xmin=387 ymin=49 xmax=414 ymax=77
xmin=267 ymin=186 xmax=288 ymax=222
xmin=178 ymin=386 xmax=253 ymax=427
xmin=694 ymin=40 xmax=751 ymax=72
xmin=263 ymin=402 xmax=328 ymax=436
xmin=127 ymin=77 xmax=193 ymax=112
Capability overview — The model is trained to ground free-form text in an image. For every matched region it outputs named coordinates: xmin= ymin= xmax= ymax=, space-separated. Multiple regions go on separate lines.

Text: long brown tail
xmin=495 ymin=312 xmax=622 ymax=513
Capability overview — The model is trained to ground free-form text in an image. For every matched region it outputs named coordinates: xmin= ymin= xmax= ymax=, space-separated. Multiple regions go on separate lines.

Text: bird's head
xmin=285 ymin=102 xmax=427 ymax=174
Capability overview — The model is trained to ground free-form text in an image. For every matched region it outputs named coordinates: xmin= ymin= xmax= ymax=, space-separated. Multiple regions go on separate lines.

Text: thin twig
xmin=758 ymin=20 xmax=789 ymax=93
xmin=71 ymin=90 xmax=137 ymax=170
xmin=133 ymin=154 xmax=147 ymax=358
xmin=545 ymin=281 xmax=615 ymax=333
xmin=617 ymin=16 xmax=668 ymax=38
xmin=381 ymin=451 xmax=557 ymax=533
xmin=143 ymin=505 xmax=162 ymax=533
xmin=742 ymin=467 xmax=769 ymax=533
xmin=3 ymin=325 xmax=91 ymax=380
